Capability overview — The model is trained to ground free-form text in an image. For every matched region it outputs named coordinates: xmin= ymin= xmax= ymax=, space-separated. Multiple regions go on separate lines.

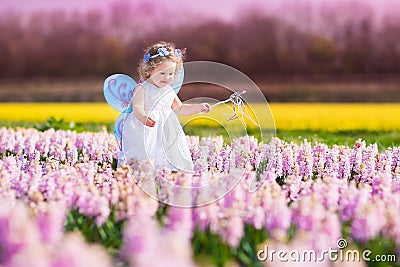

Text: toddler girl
xmin=122 ymin=41 xmax=210 ymax=171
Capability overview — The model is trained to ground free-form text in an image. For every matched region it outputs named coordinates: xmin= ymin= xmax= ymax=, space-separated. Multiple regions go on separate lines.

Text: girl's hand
xmin=199 ymin=103 xmax=211 ymax=113
xmin=143 ymin=116 xmax=156 ymax=127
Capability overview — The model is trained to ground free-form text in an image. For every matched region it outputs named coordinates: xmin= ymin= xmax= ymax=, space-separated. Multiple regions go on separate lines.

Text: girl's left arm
xmin=172 ymin=96 xmax=210 ymax=116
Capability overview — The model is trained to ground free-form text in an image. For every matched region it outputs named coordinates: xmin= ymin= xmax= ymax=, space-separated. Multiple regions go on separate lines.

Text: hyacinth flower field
xmin=0 ymin=124 xmax=399 ymax=267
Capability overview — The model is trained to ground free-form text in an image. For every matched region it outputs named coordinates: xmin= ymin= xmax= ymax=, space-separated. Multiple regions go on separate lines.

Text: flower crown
xmin=143 ymin=47 xmax=182 ymax=63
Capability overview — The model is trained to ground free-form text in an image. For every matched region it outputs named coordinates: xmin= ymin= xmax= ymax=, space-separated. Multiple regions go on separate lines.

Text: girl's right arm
xmin=132 ymin=84 xmax=156 ymax=127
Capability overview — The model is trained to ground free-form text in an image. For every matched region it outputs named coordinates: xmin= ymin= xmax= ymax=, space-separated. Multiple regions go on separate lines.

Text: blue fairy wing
xmin=171 ymin=63 xmax=184 ymax=94
xmin=114 ymin=112 xmax=128 ymax=141
xmin=104 ymin=74 xmax=137 ymax=112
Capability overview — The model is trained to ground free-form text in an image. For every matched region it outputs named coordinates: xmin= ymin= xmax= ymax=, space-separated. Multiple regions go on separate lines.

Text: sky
xmin=2 ymin=0 xmax=399 ymax=22
xmin=1 ymin=0 xmax=255 ymax=20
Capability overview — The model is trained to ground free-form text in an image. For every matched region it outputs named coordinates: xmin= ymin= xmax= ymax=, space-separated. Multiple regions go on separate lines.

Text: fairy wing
xmin=114 ymin=112 xmax=128 ymax=142
xmin=171 ymin=63 xmax=184 ymax=94
xmin=104 ymin=74 xmax=137 ymax=112
xmin=104 ymin=74 xmax=136 ymax=142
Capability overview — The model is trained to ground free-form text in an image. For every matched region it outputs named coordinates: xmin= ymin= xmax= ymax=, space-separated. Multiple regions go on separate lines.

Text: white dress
xmin=122 ymin=81 xmax=194 ymax=171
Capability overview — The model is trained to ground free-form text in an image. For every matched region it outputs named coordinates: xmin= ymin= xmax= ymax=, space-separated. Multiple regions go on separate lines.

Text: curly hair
xmin=138 ymin=41 xmax=185 ymax=82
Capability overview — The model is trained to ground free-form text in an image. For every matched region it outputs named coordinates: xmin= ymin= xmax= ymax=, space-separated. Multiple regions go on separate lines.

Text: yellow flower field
xmin=268 ymin=103 xmax=400 ymax=131
xmin=0 ymin=102 xmax=399 ymax=131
